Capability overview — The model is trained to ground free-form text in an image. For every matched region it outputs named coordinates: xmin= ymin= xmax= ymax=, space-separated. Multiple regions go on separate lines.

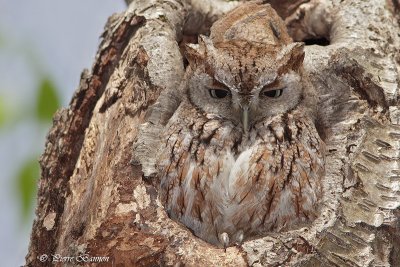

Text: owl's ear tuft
xmin=198 ymin=35 xmax=214 ymax=50
xmin=289 ymin=42 xmax=305 ymax=71
xmin=184 ymin=35 xmax=215 ymax=65
xmin=278 ymin=42 xmax=305 ymax=73
xmin=288 ymin=43 xmax=304 ymax=71
xmin=184 ymin=43 xmax=203 ymax=65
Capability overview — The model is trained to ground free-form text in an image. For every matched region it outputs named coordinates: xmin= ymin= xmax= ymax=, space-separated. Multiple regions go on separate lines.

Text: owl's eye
xmin=209 ymin=89 xmax=230 ymax=99
xmin=262 ymin=88 xmax=283 ymax=98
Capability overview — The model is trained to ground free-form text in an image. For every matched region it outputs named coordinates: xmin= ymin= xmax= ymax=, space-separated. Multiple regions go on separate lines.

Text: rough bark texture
xmin=26 ymin=0 xmax=400 ymax=266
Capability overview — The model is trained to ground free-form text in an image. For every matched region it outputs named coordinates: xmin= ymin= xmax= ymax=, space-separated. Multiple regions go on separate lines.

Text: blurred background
xmin=0 ymin=0 xmax=126 ymax=265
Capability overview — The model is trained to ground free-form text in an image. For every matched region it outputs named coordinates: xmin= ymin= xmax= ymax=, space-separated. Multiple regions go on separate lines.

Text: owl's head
xmin=183 ymin=3 xmax=311 ymax=134
xmin=184 ymin=35 xmax=306 ymax=134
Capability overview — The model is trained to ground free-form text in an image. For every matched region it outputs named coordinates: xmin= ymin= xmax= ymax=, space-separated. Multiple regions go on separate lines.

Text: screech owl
xmin=139 ymin=2 xmax=325 ymax=248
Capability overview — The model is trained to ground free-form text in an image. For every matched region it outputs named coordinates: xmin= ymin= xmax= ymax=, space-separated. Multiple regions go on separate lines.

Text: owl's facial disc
xmin=187 ymin=39 xmax=304 ymax=134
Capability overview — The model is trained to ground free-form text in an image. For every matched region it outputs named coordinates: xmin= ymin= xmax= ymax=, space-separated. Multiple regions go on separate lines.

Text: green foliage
xmin=0 ymin=94 xmax=17 ymax=129
xmin=36 ymin=77 xmax=60 ymax=122
xmin=13 ymin=76 xmax=60 ymax=224
xmin=0 ymin=95 xmax=6 ymax=128
xmin=16 ymin=158 xmax=40 ymax=222
xmin=1 ymin=31 xmax=61 ymax=225
xmin=1 ymin=30 xmax=62 ymax=225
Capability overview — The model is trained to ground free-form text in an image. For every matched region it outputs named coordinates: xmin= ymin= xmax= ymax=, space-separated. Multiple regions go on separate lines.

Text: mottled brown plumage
xmin=156 ymin=2 xmax=325 ymax=247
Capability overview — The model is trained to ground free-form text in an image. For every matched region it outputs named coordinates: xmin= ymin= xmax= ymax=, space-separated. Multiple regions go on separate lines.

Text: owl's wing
xmin=133 ymin=87 xmax=182 ymax=178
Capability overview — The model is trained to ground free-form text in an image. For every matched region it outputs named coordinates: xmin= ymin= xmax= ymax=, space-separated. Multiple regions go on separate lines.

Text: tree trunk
xmin=26 ymin=0 xmax=400 ymax=266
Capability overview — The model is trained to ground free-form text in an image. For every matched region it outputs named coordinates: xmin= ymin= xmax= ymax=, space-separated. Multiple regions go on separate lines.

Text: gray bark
xmin=26 ymin=0 xmax=400 ymax=266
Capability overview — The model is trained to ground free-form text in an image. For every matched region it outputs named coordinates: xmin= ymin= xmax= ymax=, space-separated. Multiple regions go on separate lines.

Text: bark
xmin=26 ymin=0 xmax=400 ymax=266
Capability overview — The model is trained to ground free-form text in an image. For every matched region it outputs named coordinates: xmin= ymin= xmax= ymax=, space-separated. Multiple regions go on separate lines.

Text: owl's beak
xmin=241 ymin=105 xmax=249 ymax=135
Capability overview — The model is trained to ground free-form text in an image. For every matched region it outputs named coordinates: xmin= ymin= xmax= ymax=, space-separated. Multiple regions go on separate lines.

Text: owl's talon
xmin=219 ymin=232 xmax=230 ymax=252
xmin=236 ymin=230 xmax=244 ymax=246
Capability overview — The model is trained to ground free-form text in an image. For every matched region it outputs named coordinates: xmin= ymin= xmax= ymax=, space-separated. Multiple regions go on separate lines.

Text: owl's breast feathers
xmin=159 ymin=103 xmax=325 ymax=246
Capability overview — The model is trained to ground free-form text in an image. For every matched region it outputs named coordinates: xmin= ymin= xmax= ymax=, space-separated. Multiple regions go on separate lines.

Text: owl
xmin=155 ymin=2 xmax=325 ymax=248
